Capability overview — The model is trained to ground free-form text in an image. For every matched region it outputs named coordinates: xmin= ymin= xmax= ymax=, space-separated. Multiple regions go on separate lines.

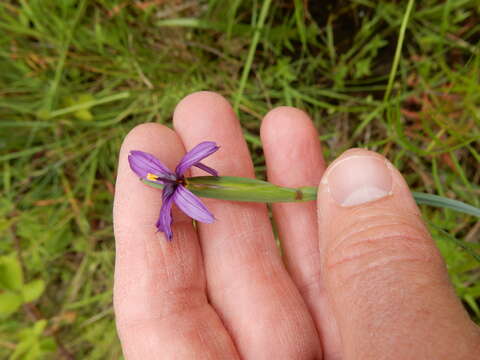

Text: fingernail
xmin=324 ymin=155 xmax=393 ymax=207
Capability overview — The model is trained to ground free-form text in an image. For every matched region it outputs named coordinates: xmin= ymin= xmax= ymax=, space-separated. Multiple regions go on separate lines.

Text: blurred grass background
xmin=0 ymin=0 xmax=479 ymax=358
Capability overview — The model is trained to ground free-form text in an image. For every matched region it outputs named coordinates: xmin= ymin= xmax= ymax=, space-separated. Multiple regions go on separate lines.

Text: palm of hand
xmin=113 ymin=92 xmax=480 ymax=359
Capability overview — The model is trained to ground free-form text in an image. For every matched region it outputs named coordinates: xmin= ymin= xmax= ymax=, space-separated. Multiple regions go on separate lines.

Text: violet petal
xmin=156 ymin=185 xmax=176 ymax=240
xmin=173 ymin=185 xmax=215 ymax=223
xmin=129 ymin=150 xmax=175 ymax=181
xmin=175 ymin=142 xmax=219 ymax=176
xmin=194 ymin=162 xmax=219 ymax=176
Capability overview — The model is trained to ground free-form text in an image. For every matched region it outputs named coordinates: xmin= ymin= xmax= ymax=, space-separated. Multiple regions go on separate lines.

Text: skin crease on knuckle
xmin=319 ymin=195 xmax=480 ymax=358
xmin=120 ymin=310 xmax=238 ymax=360
xmin=324 ymin=207 xmax=444 ymax=289
xmin=201 ymin=233 xmax=322 ymax=358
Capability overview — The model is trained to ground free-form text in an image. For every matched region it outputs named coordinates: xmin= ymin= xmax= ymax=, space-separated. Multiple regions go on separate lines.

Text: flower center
xmin=146 ymin=173 xmax=159 ymax=181
xmin=176 ymin=178 xmax=186 ymax=186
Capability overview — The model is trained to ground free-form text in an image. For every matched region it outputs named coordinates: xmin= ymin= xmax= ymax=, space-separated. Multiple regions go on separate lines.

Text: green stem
xmin=142 ymin=176 xmax=480 ymax=218
xmin=383 ymin=0 xmax=415 ymax=103
xmin=233 ymin=0 xmax=272 ymax=113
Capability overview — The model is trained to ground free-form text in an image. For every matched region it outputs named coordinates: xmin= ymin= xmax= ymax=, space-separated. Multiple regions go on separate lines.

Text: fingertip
xmin=173 ymin=91 xmax=235 ymax=133
xmin=261 ymin=106 xmax=313 ymax=137
xmin=119 ymin=123 xmax=179 ymax=164
xmin=321 ymin=148 xmax=385 ymax=168
xmin=317 ymin=148 xmax=418 ymax=213
xmin=261 ymin=106 xmax=325 ymax=187
xmin=173 ymin=91 xmax=250 ymax=177
xmin=261 ymin=107 xmax=321 ymax=156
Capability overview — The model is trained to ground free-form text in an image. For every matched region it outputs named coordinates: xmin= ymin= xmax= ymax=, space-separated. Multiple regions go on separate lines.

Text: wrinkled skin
xmin=113 ymin=92 xmax=480 ymax=360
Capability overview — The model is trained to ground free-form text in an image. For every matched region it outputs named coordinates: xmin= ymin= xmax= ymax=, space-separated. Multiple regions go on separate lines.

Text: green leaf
xmin=0 ymin=255 xmax=23 ymax=292
xmin=40 ymin=337 xmax=57 ymax=353
xmin=33 ymin=319 xmax=48 ymax=335
xmin=186 ymin=176 xmax=314 ymax=202
xmin=62 ymin=94 xmax=94 ymax=121
xmin=412 ymin=192 xmax=480 ymax=218
xmin=11 ymin=319 xmax=50 ymax=360
xmin=22 ymin=279 xmax=46 ymax=303
xmin=11 ymin=339 xmax=34 ymax=360
xmin=24 ymin=343 xmax=41 ymax=360
xmin=142 ymin=176 xmax=480 ymax=218
xmin=0 ymin=291 xmax=22 ymax=316
xmin=354 ymin=58 xmax=372 ymax=78
xmin=74 ymin=108 xmax=93 ymax=121
xmin=432 ymin=223 xmax=480 ymax=263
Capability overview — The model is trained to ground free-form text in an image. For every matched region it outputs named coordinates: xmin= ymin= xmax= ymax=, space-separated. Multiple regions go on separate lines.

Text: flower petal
xmin=129 ymin=150 xmax=175 ymax=182
xmin=194 ymin=162 xmax=219 ymax=176
xmin=173 ymin=185 xmax=215 ymax=223
xmin=156 ymin=185 xmax=176 ymax=240
xmin=175 ymin=142 xmax=219 ymax=176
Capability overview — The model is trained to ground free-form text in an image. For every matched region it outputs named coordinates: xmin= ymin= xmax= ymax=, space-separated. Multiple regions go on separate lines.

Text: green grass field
xmin=1 ymin=0 xmax=479 ymax=358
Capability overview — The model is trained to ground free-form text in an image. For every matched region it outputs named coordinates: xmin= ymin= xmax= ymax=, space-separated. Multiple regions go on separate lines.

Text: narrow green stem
xmin=383 ymin=0 xmax=415 ymax=103
xmin=233 ymin=0 xmax=272 ymax=113
xmin=142 ymin=176 xmax=480 ymax=218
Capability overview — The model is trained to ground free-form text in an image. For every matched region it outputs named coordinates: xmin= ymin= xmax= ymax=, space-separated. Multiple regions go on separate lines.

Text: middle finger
xmin=261 ymin=107 xmax=341 ymax=359
xmin=173 ymin=92 xmax=322 ymax=359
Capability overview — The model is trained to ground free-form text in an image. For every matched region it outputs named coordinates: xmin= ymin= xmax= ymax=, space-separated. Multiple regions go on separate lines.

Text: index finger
xmin=113 ymin=123 xmax=238 ymax=359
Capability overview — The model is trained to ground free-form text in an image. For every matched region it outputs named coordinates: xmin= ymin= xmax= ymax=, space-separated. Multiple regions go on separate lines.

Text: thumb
xmin=317 ymin=149 xmax=480 ymax=359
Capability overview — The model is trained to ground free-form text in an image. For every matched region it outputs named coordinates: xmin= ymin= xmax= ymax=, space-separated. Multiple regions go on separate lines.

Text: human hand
xmin=113 ymin=92 xmax=480 ymax=359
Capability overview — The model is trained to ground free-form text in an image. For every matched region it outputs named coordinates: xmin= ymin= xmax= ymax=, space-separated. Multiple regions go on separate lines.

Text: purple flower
xmin=128 ymin=141 xmax=219 ymax=240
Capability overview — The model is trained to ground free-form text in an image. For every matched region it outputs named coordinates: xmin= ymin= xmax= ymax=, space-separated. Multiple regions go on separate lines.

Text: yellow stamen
xmin=146 ymin=173 xmax=159 ymax=181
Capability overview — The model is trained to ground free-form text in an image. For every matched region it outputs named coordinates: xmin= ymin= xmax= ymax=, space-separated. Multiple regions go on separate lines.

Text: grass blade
xmin=383 ymin=0 xmax=415 ymax=102
xmin=144 ymin=177 xmax=480 ymax=219
xmin=412 ymin=192 xmax=480 ymax=218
